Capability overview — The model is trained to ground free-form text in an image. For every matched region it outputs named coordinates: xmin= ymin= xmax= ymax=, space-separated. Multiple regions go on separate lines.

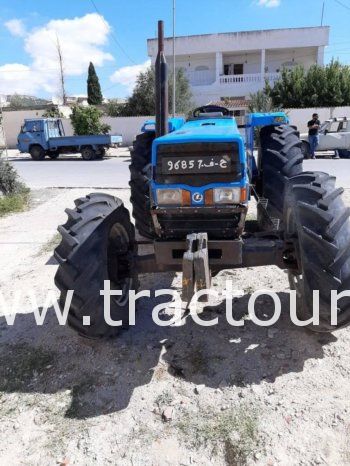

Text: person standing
xmin=307 ymin=113 xmax=321 ymax=159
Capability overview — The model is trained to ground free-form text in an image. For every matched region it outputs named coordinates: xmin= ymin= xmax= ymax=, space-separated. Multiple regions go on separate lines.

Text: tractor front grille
xmin=154 ymin=206 xmax=245 ymax=239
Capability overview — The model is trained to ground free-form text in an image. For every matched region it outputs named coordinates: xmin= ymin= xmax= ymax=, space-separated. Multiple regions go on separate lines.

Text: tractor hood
xmin=154 ymin=117 xmax=242 ymax=144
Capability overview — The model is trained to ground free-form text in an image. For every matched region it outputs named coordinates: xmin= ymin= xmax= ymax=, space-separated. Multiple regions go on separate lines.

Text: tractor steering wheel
xmin=192 ymin=105 xmax=231 ymax=117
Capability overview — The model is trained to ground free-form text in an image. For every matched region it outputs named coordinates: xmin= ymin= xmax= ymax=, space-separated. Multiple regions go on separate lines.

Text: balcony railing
xmin=187 ymin=71 xmax=281 ymax=88
xmin=219 ymin=72 xmax=280 ymax=85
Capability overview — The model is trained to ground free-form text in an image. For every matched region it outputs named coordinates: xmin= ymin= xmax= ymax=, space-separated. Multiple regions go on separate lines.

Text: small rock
xmin=162 ymin=406 xmax=174 ymax=422
xmin=194 ymin=384 xmax=205 ymax=394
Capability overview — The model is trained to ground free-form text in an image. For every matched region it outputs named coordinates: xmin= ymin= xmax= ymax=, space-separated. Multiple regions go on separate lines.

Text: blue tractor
xmin=54 ymin=21 xmax=350 ymax=338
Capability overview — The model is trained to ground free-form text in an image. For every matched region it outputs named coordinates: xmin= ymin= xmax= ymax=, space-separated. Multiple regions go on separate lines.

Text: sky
xmin=1 ymin=0 xmax=350 ymax=100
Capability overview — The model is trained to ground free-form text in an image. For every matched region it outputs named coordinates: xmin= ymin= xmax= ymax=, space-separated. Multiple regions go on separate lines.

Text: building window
xmin=234 ymin=64 xmax=244 ymax=75
xmin=224 ymin=63 xmax=244 ymax=76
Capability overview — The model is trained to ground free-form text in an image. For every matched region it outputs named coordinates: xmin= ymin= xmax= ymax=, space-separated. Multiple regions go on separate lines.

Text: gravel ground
xmin=1 ymin=188 xmax=350 ymax=466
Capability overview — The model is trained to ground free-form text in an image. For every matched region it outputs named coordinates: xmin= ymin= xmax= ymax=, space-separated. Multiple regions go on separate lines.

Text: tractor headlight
xmin=157 ymin=188 xmax=183 ymax=205
xmin=213 ymin=187 xmax=241 ymax=204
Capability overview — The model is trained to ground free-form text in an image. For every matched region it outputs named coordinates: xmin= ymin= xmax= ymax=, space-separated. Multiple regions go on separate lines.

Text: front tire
xmin=285 ymin=171 xmax=350 ymax=332
xmin=29 ymin=145 xmax=45 ymax=160
xmin=54 ymin=193 xmax=137 ymax=338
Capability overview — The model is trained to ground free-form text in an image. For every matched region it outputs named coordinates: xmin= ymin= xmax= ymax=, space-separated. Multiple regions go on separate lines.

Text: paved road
xmin=303 ymin=158 xmax=350 ymax=188
xmin=7 ymin=149 xmax=131 ymax=189
xmin=5 ymin=150 xmax=350 ymax=189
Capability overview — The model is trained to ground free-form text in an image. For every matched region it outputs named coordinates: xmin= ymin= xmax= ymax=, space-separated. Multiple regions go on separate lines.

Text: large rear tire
xmin=129 ymin=132 xmax=157 ymax=239
xmin=258 ymin=125 xmax=304 ymax=228
xmin=54 ymin=193 xmax=137 ymax=339
xmin=285 ymin=171 xmax=350 ymax=332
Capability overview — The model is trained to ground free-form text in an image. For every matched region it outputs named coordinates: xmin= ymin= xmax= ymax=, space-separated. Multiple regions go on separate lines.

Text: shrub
xmin=0 ymin=156 xmax=30 ymax=216
xmin=70 ymin=106 xmax=111 ymax=135
xmin=0 ymin=158 xmax=28 ymax=195
xmin=42 ymin=106 xmax=64 ymax=118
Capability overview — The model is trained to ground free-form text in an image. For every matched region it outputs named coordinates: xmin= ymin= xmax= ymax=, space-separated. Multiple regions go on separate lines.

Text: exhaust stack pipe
xmin=155 ymin=20 xmax=168 ymax=137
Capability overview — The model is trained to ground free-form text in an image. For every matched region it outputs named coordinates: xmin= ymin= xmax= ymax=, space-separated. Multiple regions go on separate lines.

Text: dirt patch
xmin=0 ymin=188 xmax=350 ymax=465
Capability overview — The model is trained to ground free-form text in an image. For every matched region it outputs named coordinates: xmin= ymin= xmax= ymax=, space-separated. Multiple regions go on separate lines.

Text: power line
xmin=89 ymin=0 xmax=137 ymax=65
xmin=333 ymin=0 xmax=350 ymax=11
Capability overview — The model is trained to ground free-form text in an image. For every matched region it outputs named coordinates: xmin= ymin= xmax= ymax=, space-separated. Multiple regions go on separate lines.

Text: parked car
xmin=17 ymin=118 xmax=122 ymax=160
xmin=300 ymin=117 xmax=350 ymax=158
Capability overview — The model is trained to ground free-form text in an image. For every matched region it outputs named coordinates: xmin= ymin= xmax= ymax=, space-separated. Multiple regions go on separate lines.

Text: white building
xmin=147 ymin=26 xmax=330 ymax=109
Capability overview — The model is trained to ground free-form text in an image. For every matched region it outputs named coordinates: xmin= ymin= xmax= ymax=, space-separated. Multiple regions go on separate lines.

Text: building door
xmin=233 ymin=64 xmax=244 ymax=75
xmin=224 ymin=63 xmax=244 ymax=76
xmin=224 ymin=64 xmax=232 ymax=75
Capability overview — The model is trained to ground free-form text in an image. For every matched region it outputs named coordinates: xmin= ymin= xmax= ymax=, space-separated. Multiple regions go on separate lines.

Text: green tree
xmin=42 ymin=106 xmax=64 ymax=118
xmin=105 ymin=99 xmax=124 ymax=117
xmin=169 ymin=68 xmax=194 ymax=115
xmin=248 ymin=89 xmax=279 ymax=113
xmin=87 ymin=62 xmax=103 ymax=105
xmin=267 ymin=66 xmax=307 ymax=108
xmin=266 ymin=60 xmax=350 ymax=108
xmin=70 ymin=106 xmax=110 ymax=135
xmin=121 ymin=68 xmax=155 ymax=116
xmin=119 ymin=66 xmax=193 ymax=116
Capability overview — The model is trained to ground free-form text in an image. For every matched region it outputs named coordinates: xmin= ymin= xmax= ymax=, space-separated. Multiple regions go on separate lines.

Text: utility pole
xmin=321 ymin=1 xmax=325 ymax=26
xmin=0 ymin=96 xmax=8 ymax=160
xmin=172 ymin=0 xmax=176 ymax=117
xmin=56 ymin=35 xmax=67 ymax=105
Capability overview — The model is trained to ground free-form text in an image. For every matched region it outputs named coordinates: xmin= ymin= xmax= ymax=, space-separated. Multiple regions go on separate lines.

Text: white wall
xmin=2 ymin=111 xmax=152 ymax=148
xmin=148 ymin=27 xmax=329 ymax=57
xmin=3 ymin=109 xmax=46 ymax=148
xmin=4 ymin=108 xmax=350 ymax=150
xmin=266 ymin=47 xmax=317 ymax=73
xmin=287 ymin=107 xmax=350 ymax=133
xmin=102 ymin=116 xmax=153 ymax=146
